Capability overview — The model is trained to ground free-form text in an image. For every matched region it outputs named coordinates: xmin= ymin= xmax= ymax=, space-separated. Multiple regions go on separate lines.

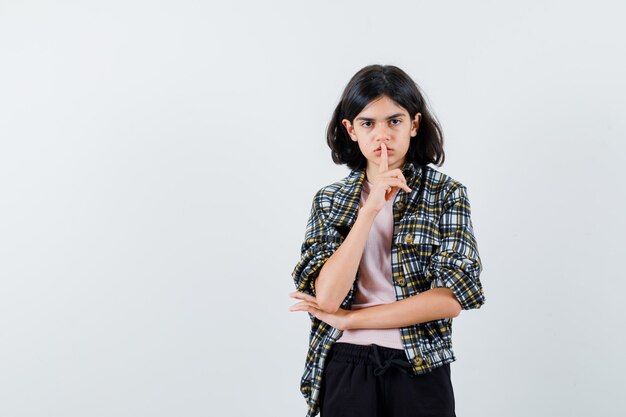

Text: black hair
xmin=326 ymin=64 xmax=445 ymax=171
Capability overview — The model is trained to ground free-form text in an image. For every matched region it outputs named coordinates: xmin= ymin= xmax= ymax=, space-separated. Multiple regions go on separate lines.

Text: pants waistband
xmin=328 ymin=342 xmax=415 ymax=378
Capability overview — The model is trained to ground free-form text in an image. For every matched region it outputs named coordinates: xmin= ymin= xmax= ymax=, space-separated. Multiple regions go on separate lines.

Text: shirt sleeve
xmin=291 ymin=190 xmax=345 ymax=297
xmin=427 ymin=183 xmax=486 ymax=310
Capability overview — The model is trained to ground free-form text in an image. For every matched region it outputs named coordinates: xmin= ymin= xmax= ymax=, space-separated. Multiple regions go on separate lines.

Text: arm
xmin=291 ymin=190 xmax=378 ymax=314
xmin=314 ymin=207 xmax=378 ymax=313
xmin=346 ymin=183 xmax=484 ymax=329
xmin=426 ymin=183 xmax=485 ymax=311
xmin=346 ymin=287 xmax=461 ymax=329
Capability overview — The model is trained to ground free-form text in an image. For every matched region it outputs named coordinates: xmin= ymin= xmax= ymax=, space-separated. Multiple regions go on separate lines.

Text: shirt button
xmin=404 ymin=234 xmax=414 ymax=244
xmin=396 ymin=276 xmax=406 ymax=286
xmin=396 ymin=201 xmax=405 ymax=210
xmin=412 ymin=356 xmax=424 ymax=366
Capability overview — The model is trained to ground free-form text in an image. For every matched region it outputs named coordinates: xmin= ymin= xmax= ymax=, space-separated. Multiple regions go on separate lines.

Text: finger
xmin=392 ymin=176 xmax=411 ymax=191
xmin=380 ymin=142 xmax=388 ymax=172
xmin=381 ymin=178 xmax=412 ymax=193
xmin=289 ymin=300 xmax=320 ymax=311
xmin=395 ymin=177 xmax=412 ymax=192
xmin=289 ymin=291 xmax=308 ymax=299
xmin=380 ymin=169 xmax=407 ymax=184
xmin=397 ymin=178 xmax=412 ymax=193
xmin=289 ymin=301 xmax=321 ymax=313
xmin=395 ymin=169 xmax=408 ymax=185
xmin=289 ymin=291 xmax=318 ymax=303
xmin=289 ymin=302 xmax=307 ymax=312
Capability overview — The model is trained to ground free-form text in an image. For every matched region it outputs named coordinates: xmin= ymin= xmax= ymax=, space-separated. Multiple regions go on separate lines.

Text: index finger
xmin=380 ymin=142 xmax=388 ymax=172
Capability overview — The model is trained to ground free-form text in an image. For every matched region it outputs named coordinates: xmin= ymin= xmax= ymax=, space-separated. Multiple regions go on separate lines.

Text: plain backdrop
xmin=1 ymin=1 xmax=625 ymax=416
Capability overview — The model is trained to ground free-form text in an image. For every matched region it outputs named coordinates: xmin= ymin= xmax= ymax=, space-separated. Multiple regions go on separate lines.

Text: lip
xmin=374 ymin=148 xmax=393 ymax=153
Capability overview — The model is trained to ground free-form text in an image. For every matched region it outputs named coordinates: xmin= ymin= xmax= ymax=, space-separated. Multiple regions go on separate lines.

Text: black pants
xmin=319 ymin=342 xmax=456 ymax=417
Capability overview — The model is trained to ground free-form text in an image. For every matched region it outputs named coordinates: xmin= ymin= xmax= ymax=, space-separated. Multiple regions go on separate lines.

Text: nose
xmin=374 ymin=125 xmax=392 ymax=144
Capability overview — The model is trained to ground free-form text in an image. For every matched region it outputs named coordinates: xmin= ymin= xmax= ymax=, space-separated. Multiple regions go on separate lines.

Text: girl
xmin=289 ymin=64 xmax=485 ymax=417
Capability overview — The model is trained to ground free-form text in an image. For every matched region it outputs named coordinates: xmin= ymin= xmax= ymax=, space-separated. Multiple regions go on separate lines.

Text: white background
xmin=1 ymin=1 xmax=625 ymax=416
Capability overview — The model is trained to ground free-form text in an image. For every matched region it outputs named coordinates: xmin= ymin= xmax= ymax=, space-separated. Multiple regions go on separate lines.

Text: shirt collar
xmin=326 ymin=160 xmax=422 ymax=228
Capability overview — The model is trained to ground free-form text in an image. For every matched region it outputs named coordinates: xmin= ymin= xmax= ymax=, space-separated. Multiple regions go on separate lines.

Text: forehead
xmin=358 ymin=96 xmax=409 ymax=117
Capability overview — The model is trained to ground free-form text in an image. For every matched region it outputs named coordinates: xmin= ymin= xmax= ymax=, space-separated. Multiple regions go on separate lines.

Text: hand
xmin=288 ymin=291 xmax=352 ymax=331
xmin=362 ymin=142 xmax=412 ymax=214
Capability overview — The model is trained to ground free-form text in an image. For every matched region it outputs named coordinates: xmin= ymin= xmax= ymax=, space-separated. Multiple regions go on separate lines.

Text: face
xmin=341 ymin=95 xmax=421 ymax=173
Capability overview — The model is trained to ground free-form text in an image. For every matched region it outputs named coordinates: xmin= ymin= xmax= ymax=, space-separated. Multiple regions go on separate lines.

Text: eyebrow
xmin=355 ymin=113 xmax=406 ymax=122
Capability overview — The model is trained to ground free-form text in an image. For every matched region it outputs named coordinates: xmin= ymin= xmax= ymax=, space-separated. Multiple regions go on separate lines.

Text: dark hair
xmin=326 ymin=64 xmax=445 ymax=171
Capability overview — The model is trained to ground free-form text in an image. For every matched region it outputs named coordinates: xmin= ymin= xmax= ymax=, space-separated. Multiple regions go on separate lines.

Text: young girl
xmin=289 ymin=64 xmax=486 ymax=417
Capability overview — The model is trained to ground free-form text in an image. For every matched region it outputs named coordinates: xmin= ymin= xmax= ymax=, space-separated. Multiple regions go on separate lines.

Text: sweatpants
xmin=319 ymin=342 xmax=456 ymax=417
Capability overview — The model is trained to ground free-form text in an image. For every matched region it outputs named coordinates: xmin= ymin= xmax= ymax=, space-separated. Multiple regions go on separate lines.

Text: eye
xmin=390 ymin=119 xmax=402 ymax=125
xmin=361 ymin=121 xmax=372 ymax=127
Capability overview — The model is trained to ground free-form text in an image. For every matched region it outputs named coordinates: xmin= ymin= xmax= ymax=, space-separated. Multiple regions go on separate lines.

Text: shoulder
xmin=317 ymin=175 xmax=349 ymax=195
xmin=310 ymin=174 xmax=351 ymax=213
xmin=423 ymin=165 xmax=470 ymax=207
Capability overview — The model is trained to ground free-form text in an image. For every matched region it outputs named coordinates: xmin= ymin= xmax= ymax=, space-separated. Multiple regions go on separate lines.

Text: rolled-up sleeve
xmin=291 ymin=190 xmax=345 ymax=297
xmin=427 ymin=184 xmax=486 ymax=310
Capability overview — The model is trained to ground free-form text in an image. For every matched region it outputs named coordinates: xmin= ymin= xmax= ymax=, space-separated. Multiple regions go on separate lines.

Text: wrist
xmin=357 ymin=206 xmax=378 ymax=221
xmin=345 ymin=308 xmax=360 ymax=330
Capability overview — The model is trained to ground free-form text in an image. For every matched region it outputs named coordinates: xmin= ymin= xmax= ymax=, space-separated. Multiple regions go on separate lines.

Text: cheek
xmin=357 ymin=139 xmax=373 ymax=151
xmin=396 ymin=142 xmax=411 ymax=155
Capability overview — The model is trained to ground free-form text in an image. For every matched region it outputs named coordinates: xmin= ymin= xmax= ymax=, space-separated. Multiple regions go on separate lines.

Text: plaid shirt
xmin=291 ymin=160 xmax=486 ymax=417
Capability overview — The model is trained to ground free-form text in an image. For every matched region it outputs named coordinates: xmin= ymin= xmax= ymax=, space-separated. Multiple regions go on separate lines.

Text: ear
xmin=410 ymin=113 xmax=422 ymax=137
xmin=341 ymin=118 xmax=357 ymax=141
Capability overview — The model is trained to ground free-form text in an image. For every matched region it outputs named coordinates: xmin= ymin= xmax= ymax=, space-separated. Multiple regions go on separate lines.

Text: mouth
xmin=375 ymin=147 xmax=393 ymax=152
